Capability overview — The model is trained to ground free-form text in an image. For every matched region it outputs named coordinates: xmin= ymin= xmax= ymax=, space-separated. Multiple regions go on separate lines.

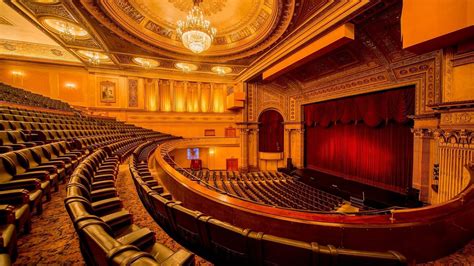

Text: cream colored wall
xmin=170 ymin=146 xmax=240 ymax=170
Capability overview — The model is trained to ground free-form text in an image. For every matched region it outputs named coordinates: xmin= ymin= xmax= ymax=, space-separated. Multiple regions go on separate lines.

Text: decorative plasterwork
xmin=0 ymin=39 xmax=79 ymax=62
xmin=6 ymin=0 xmax=372 ymax=80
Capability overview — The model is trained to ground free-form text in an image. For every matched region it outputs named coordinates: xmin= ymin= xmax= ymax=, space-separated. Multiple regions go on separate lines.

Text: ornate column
xmin=412 ymin=128 xmax=435 ymax=202
xmin=239 ymin=127 xmax=250 ymax=173
xmin=284 ymin=122 xmax=304 ymax=168
xmin=248 ymin=127 xmax=259 ymax=171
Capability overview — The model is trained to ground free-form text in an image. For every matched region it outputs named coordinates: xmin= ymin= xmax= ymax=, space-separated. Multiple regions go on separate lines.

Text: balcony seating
xmin=181 ymin=169 xmax=345 ymax=212
xmin=0 ymin=83 xmax=185 ymax=264
xmin=65 ymin=146 xmax=195 ymax=266
xmin=0 ymin=191 xmax=31 ymax=235
xmin=130 ymin=142 xmax=407 ymax=266
xmin=0 ymin=204 xmax=17 ymax=265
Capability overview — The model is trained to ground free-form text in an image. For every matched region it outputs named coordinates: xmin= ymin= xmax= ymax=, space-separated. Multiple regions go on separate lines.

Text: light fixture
xmin=175 ymin=62 xmax=198 ymax=73
xmin=89 ymin=53 xmax=100 ymax=65
xmin=42 ymin=18 xmax=89 ymax=42
xmin=176 ymin=0 xmax=217 ymax=54
xmin=65 ymin=83 xmax=76 ymax=89
xmin=211 ymin=66 xmax=232 ymax=76
xmin=11 ymin=71 xmax=24 ymax=77
xmin=77 ymin=50 xmax=110 ymax=65
xmin=132 ymin=57 xmax=159 ymax=69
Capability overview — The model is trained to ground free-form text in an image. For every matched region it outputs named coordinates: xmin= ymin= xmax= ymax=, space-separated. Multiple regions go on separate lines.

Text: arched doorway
xmin=258 ymin=109 xmax=284 ymax=153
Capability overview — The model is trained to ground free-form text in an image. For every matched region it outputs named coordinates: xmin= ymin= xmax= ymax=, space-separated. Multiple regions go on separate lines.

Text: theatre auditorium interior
xmin=0 ymin=0 xmax=473 ymax=265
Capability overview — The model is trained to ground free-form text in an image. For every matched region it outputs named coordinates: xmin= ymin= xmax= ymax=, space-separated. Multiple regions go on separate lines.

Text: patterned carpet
xmin=14 ymin=164 xmax=212 ymax=265
xmin=12 ymin=162 xmax=473 ymax=265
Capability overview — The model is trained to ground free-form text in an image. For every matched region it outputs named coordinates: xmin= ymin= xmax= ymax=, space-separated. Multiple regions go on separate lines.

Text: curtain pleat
xmin=304 ymin=87 xmax=414 ymax=193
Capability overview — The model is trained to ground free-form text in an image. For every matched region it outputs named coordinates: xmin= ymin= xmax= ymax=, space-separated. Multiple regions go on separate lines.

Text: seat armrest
xmin=28 ymin=165 xmax=57 ymax=174
xmin=93 ymin=174 xmax=115 ymax=182
xmin=55 ymin=156 xmax=73 ymax=164
xmin=41 ymin=161 xmax=66 ymax=168
xmin=101 ymin=210 xmax=133 ymax=231
xmin=14 ymin=171 xmax=49 ymax=181
xmin=0 ymin=146 xmax=13 ymax=153
xmin=91 ymin=187 xmax=117 ymax=201
xmin=0 ymin=189 xmax=30 ymax=206
xmin=92 ymin=197 xmax=123 ymax=215
xmin=92 ymin=180 xmax=115 ymax=190
xmin=0 ymin=179 xmax=41 ymax=191
xmin=6 ymin=144 xmax=25 ymax=150
xmin=0 ymin=204 xmax=16 ymax=225
xmin=23 ymin=142 xmax=37 ymax=147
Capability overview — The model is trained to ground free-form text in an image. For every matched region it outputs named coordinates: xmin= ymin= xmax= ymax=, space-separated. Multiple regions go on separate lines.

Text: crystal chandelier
xmin=57 ymin=21 xmax=75 ymax=42
xmin=89 ymin=52 xmax=100 ymax=65
xmin=176 ymin=0 xmax=217 ymax=54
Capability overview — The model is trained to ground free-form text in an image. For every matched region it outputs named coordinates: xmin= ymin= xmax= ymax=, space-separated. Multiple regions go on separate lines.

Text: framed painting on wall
xmin=100 ymin=81 xmax=116 ymax=103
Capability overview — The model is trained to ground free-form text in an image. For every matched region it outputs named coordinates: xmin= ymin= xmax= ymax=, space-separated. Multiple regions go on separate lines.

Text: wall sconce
xmin=11 ymin=70 xmax=24 ymax=86
xmin=65 ymin=83 xmax=77 ymax=89
xmin=11 ymin=70 xmax=24 ymax=77
xmin=209 ymin=148 xmax=215 ymax=155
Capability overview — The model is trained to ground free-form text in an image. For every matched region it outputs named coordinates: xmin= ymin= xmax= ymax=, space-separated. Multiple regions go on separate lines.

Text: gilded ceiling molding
xmin=78 ymin=0 xmax=295 ymax=63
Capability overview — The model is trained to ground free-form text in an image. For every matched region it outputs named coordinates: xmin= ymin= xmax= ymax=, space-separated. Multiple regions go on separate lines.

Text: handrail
xmin=152 ymin=137 xmax=474 ymax=262
xmin=160 ymin=138 xmax=410 ymax=216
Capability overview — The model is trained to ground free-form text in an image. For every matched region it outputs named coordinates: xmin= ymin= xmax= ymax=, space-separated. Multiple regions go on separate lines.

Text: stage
xmin=293 ymin=168 xmax=422 ymax=208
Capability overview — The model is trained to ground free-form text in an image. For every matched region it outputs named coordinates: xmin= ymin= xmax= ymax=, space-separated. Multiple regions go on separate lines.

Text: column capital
xmin=412 ymin=128 xmax=434 ymax=138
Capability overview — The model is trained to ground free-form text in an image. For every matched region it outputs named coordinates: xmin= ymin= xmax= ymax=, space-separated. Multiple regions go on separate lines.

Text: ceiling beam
xmin=262 ymin=23 xmax=355 ymax=81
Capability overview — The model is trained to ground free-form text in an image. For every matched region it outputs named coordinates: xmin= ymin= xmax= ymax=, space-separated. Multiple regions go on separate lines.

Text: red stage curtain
xmin=259 ymin=110 xmax=284 ymax=152
xmin=304 ymin=87 xmax=414 ymax=193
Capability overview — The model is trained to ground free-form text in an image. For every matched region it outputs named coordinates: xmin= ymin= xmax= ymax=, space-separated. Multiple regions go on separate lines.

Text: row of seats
xmin=179 ymin=168 xmax=344 ymax=212
xmin=0 ymin=88 xmax=177 ymax=264
xmin=0 ymin=140 xmax=85 ymax=264
xmin=65 ymin=142 xmax=194 ymax=265
xmin=133 ymin=142 xmax=408 ymax=266
xmin=0 ymin=83 xmax=74 ymax=112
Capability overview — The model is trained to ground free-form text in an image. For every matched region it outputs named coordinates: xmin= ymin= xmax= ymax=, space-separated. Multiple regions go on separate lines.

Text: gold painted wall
xmin=171 ymin=146 xmax=240 ymax=170
xmin=0 ymin=59 xmax=243 ymax=138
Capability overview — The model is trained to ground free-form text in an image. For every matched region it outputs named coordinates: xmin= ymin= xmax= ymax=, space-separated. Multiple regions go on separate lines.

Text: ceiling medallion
xmin=77 ymin=50 xmax=109 ymax=65
xmin=176 ymin=0 xmax=217 ymax=54
xmin=41 ymin=18 xmax=89 ymax=42
xmin=175 ymin=62 xmax=198 ymax=73
xmin=132 ymin=57 xmax=160 ymax=69
xmin=211 ymin=66 xmax=232 ymax=76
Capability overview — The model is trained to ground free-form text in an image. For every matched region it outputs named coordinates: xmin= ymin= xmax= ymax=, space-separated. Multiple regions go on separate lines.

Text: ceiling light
xmin=77 ymin=50 xmax=110 ymax=65
xmin=132 ymin=57 xmax=159 ymax=69
xmin=42 ymin=18 xmax=89 ymax=41
xmin=176 ymin=0 xmax=217 ymax=54
xmin=175 ymin=62 xmax=198 ymax=73
xmin=211 ymin=66 xmax=232 ymax=76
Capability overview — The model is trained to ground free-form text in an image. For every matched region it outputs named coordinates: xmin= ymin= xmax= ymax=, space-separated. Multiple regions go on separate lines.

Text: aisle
xmin=15 ymin=184 xmax=84 ymax=265
xmin=115 ymin=164 xmax=213 ymax=266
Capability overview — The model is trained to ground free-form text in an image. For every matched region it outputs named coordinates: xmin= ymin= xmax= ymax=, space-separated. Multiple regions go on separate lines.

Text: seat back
xmin=15 ymin=149 xmax=41 ymax=169
xmin=169 ymin=204 xmax=206 ymax=247
xmin=1 ymin=152 xmax=26 ymax=175
xmin=205 ymin=218 xmax=251 ymax=263
xmin=0 ymin=155 xmax=14 ymax=183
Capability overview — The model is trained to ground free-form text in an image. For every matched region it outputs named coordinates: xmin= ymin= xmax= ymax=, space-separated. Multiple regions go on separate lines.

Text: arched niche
xmin=258 ymin=109 xmax=284 ymax=153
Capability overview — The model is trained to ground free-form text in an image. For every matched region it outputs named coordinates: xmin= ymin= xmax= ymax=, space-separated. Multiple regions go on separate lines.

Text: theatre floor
xmin=13 ymin=164 xmax=473 ymax=265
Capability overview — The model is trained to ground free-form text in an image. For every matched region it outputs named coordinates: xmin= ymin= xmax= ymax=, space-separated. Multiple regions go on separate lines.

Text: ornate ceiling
xmin=4 ymin=0 xmax=373 ymax=80
xmin=272 ymin=0 xmax=417 ymax=91
xmin=0 ymin=1 xmax=79 ymax=63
